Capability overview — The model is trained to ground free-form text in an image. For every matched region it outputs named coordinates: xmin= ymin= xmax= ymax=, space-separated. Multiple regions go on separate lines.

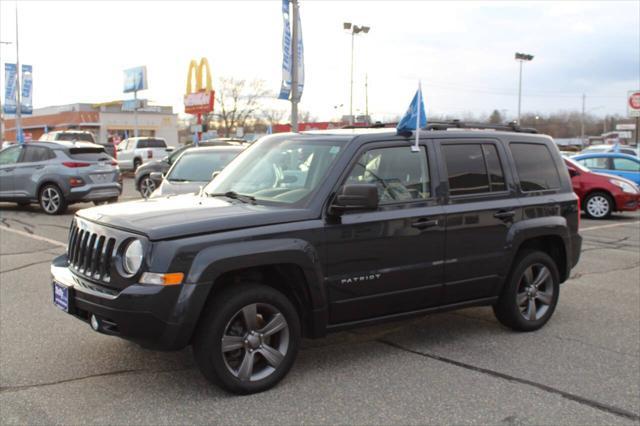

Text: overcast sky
xmin=0 ymin=0 xmax=638 ymax=122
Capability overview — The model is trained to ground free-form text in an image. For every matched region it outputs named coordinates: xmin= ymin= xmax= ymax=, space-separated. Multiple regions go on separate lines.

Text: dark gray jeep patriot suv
xmin=51 ymin=124 xmax=582 ymax=394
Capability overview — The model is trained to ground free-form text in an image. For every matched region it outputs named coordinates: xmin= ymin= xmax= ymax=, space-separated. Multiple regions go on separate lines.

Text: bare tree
xmin=215 ymin=78 xmax=269 ymax=137
xmin=262 ymin=107 xmax=288 ymax=125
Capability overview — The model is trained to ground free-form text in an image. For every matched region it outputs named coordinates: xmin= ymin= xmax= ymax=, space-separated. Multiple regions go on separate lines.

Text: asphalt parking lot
xmin=1 ymin=178 xmax=639 ymax=425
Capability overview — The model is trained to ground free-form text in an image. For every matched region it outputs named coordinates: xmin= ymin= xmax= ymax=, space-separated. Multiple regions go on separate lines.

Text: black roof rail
xmin=340 ymin=121 xmax=393 ymax=129
xmin=424 ymin=119 xmax=538 ymax=134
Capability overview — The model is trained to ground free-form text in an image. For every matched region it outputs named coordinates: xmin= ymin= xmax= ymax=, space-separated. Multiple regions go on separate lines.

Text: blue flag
xmin=397 ymin=85 xmax=427 ymax=133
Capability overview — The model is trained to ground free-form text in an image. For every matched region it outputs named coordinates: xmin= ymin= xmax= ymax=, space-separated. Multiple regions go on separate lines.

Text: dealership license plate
xmin=52 ymin=281 xmax=71 ymax=312
xmin=90 ymin=173 xmax=112 ymax=184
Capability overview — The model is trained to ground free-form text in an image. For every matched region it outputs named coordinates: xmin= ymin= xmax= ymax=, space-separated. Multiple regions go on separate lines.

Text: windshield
xmin=57 ymin=133 xmax=94 ymax=142
xmin=204 ymin=136 xmax=346 ymax=204
xmin=167 ymin=150 xmax=239 ymax=182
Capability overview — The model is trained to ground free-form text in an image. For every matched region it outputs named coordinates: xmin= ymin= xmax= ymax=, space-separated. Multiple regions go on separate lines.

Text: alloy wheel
xmin=220 ymin=303 xmax=290 ymax=382
xmin=516 ymin=263 xmax=554 ymax=321
xmin=41 ymin=187 xmax=61 ymax=213
xmin=586 ymin=195 xmax=610 ymax=218
xmin=140 ymin=176 xmax=156 ymax=198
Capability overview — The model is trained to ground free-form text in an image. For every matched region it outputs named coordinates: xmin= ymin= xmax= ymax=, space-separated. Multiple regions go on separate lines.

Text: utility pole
xmin=515 ymin=52 xmax=534 ymax=124
xmin=290 ymin=0 xmax=299 ymax=133
xmin=580 ymin=93 xmax=586 ymax=145
xmin=365 ymin=73 xmax=369 ymax=121
xmin=14 ymin=4 xmax=22 ymax=143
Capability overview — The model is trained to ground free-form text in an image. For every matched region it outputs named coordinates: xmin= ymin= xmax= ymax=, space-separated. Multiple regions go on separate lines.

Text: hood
xmin=151 ymin=180 xmax=203 ymax=198
xmin=77 ymin=194 xmax=312 ymax=240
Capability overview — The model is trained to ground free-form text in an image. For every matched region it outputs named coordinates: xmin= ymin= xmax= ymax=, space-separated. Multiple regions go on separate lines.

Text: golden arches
xmin=186 ymin=58 xmax=213 ymax=95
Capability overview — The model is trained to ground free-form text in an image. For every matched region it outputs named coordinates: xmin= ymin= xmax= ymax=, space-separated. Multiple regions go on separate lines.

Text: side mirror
xmin=166 ymin=147 xmax=174 ymax=152
xmin=211 ymin=170 xmax=221 ymax=180
xmin=330 ymin=184 xmax=378 ymax=214
xmin=567 ymin=167 xmax=579 ymax=177
xmin=149 ymin=172 xmax=164 ymax=183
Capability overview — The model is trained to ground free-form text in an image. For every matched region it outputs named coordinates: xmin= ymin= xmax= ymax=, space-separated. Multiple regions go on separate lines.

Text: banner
xmin=123 ymin=66 xmax=148 ymax=93
xmin=3 ymin=63 xmax=17 ymax=114
xmin=21 ymin=64 xmax=33 ymax=115
xmin=278 ymin=0 xmax=293 ymax=100
xmin=294 ymin=7 xmax=304 ymax=101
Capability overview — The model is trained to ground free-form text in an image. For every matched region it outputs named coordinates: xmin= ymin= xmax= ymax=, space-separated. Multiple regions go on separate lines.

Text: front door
xmin=0 ymin=146 xmax=23 ymax=198
xmin=325 ymin=143 xmax=445 ymax=324
xmin=13 ymin=145 xmax=51 ymax=198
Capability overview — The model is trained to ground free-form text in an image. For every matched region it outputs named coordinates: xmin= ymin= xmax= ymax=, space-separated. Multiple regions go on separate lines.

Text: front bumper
xmin=613 ymin=192 xmax=640 ymax=212
xmin=50 ymin=254 xmax=209 ymax=350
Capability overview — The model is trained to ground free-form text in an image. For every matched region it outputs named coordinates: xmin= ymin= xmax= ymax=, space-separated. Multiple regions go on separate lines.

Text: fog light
xmin=90 ymin=314 xmax=100 ymax=331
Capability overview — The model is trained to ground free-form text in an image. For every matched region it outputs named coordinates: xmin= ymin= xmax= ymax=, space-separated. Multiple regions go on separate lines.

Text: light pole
xmin=0 ymin=40 xmax=13 ymax=141
xmin=344 ymin=22 xmax=370 ymax=125
xmin=515 ymin=52 xmax=534 ymax=124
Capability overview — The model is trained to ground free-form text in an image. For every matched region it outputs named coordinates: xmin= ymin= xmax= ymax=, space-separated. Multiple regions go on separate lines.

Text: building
xmin=3 ymin=101 xmax=179 ymax=146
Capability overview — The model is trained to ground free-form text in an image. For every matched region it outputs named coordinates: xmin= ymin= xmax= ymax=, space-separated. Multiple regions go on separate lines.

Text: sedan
xmin=149 ymin=146 xmax=243 ymax=198
xmin=571 ymin=152 xmax=640 ymax=185
xmin=565 ymin=157 xmax=639 ymax=219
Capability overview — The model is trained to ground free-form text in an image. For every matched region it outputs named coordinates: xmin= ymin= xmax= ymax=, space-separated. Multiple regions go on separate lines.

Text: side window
xmin=510 ymin=143 xmax=561 ymax=191
xmin=482 ymin=145 xmax=506 ymax=192
xmin=21 ymin=146 xmax=52 ymax=163
xmin=613 ymin=158 xmax=640 ymax=172
xmin=148 ymin=139 xmax=166 ymax=148
xmin=580 ymin=157 xmax=608 ymax=169
xmin=442 ymin=144 xmax=492 ymax=196
xmin=137 ymin=139 xmax=148 ymax=149
xmin=0 ymin=146 xmax=21 ymax=165
xmin=345 ymin=146 xmax=430 ymax=204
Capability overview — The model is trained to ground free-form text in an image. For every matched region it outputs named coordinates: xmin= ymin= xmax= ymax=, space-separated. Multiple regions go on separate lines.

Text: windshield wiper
xmin=207 ymin=191 xmax=256 ymax=204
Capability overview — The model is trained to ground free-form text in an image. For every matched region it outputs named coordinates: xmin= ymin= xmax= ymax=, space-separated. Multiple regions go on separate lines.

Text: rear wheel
xmin=39 ymin=184 xmax=67 ymax=215
xmin=139 ymin=175 xmax=156 ymax=198
xmin=193 ymin=283 xmax=300 ymax=394
xmin=493 ymin=250 xmax=559 ymax=331
xmin=583 ymin=192 xmax=612 ymax=219
xmin=133 ymin=158 xmax=142 ymax=172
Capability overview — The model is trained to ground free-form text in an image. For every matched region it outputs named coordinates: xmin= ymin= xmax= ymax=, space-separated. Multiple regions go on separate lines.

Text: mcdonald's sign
xmin=184 ymin=58 xmax=215 ymax=114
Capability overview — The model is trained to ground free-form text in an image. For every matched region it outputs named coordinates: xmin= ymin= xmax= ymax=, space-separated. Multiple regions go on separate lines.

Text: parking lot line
xmin=581 ymin=221 xmax=640 ymax=232
xmin=0 ymin=225 xmax=66 ymax=248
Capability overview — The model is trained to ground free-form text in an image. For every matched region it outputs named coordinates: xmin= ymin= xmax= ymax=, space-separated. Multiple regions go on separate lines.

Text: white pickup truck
xmin=116 ymin=137 xmax=173 ymax=171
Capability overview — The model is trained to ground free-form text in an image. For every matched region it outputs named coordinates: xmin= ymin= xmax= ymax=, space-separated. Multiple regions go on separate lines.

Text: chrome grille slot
xmin=84 ymin=234 xmax=96 ymax=273
xmin=102 ymin=238 xmax=116 ymax=282
xmin=91 ymin=236 xmax=105 ymax=278
xmin=67 ymin=222 xmax=119 ymax=283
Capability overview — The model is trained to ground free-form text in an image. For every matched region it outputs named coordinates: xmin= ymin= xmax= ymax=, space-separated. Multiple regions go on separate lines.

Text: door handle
xmin=2 ymin=168 xmax=15 ymax=172
xmin=494 ymin=210 xmax=516 ymax=221
xmin=35 ymin=165 xmax=45 ymax=169
xmin=411 ymin=218 xmax=439 ymax=230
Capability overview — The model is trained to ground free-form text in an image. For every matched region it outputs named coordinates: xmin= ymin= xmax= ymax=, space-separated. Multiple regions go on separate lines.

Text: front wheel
xmin=193 ymin=284 xmax=301 ymax=394
xmin=39 ymin=184 xmax=67 ymax=215
xmin=493 ymin=250 xmax=560 ymax=332
xmin=139 ymin=175 xmax=156 ymax=198
xmin=583 ymin=192 xmax=613 ymax=219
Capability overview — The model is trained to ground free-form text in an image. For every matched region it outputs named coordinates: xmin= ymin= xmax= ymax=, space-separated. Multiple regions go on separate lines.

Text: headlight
xmin=610 ymin=179 xmax=639 ymax=194
xmin=123 ymin=239 xmax=144 ymax=275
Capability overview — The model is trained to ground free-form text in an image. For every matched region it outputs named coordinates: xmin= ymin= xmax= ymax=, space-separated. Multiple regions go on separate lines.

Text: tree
xmin=214 ymin=77 xmax=269 ymax=137
xmin=488 ymin=110 xmax=503 ymax=124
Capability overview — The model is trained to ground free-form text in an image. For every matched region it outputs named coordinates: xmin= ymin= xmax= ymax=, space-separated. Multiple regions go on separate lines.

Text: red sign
xmin=184 ymin=90 xmax=215 ymax=114
xmin=629 ymin=92 xmax=640 ymax=109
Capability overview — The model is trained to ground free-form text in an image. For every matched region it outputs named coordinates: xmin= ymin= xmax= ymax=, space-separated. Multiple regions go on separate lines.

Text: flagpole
xmin=412 ymin=81 xmax=421 ymax=152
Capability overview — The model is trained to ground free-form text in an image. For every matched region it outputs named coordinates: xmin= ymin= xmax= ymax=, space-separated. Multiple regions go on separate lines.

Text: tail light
xmin=576 ymin=193 xmax=581 ymax=229
xmin=62 ymin=161 xmax=91 ymax=168
xmin=147 ymin=149 xmax=153 ymax=159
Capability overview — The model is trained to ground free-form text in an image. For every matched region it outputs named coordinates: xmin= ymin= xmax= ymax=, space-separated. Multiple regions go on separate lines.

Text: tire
xmin=93 ymin=197 xmax=118 ymax=206
xmin=16 ymin=202 xmax=30 ymax=207
xmin=583 ymin=192 xmax=613 ymax=219
xmin=39 ymin=184 xmax=68 ymax=215
xmin=133 ymin=158 xmax=142 ymax=172
xmin=138 ymin=175 xmax=156 ymax=198
xmin=493 ymin=250 xmax=560 ymax=332
xmin=193 ymin=283 xmax=301 ymax=394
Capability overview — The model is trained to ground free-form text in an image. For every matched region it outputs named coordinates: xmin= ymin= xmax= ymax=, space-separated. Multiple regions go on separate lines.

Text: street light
xmin=344 ymin=22 xmax=370 ymax=124
xmin=515 ymin=52 xmax=534 ymax=124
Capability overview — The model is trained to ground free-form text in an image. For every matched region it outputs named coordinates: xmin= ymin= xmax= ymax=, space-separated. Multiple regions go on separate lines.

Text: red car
xmin=565 ymin=157 xmax=640 ymax=219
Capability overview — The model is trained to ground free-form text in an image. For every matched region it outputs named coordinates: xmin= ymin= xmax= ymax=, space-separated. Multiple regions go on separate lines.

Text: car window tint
xmin=69 ymin=147 xmax=109 ymax=161
xmin=442 ymin=144 xmax=490 ymax=196
xmin=346 ymin=146 xmax=430 ymax=204
xmin=510 ymin=143 xmax=561 ymax=191
xmin=613 ymin=158 xmax=640 ymax=172
xmin=137 ymin=139 xmax=148 ymax=149
xmin=21 ymin=146 xmax=52 ymax=162
xmin=148 ymin=139 xmax=166 ymax=148
xmin=483 ymin=144 xmax=506 ymax=192
xmin=0 ymin=146 xmax=21 ymax=165
xmin=580 ymin=157 xmax=608 ymax=169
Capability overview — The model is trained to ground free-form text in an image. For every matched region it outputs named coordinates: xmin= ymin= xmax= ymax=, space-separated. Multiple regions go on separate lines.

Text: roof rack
xmin=424 ymin=120 xmax=538 ymax=134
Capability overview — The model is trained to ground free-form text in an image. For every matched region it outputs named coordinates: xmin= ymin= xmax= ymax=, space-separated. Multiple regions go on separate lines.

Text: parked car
xmin=135 ymin=138 xmax=248 ymax=198
xmin=580 ymin=144 xmax=638 ymax=157
xmin=571 ymin=152 xmax=640 ymax=185
xmin=0 ymin=141 xmax=121 ymax=214
xmin=39 ymin=130 xmax=116 ymax=158
xmin=51 ymin=125 xmax=581 ymax=394
xmin=116 ymin=137 xmax=173 ymax=171
xmin=149 ymin=146 xmax=243 ymax=198
xmin=564 ymin=157 xmax=639 ymax=219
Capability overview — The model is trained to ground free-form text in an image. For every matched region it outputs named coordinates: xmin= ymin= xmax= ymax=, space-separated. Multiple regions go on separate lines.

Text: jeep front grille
xmin=68 ymin=224 xmax=116 ymax=282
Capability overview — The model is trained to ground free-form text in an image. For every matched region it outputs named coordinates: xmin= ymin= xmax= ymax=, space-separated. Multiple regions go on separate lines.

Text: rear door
xmin=0 ymin=146 xmax=23 ymax=198
xmin=325 ymin=142 xmax=445 ymax=324
xmin=439 ymin=139 xmax=518 ymax=303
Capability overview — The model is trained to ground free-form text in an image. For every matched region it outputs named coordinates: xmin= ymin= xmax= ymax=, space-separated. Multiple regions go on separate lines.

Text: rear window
xmin=56 ymin=133 xmax=94 ymax=143
xmin=510 ymin=143 xmax=561 ymax=191
xmin=147 ymin=139 xmax=167 ymax=148
xmin=68 ymin=147 xmax=110 ymax=161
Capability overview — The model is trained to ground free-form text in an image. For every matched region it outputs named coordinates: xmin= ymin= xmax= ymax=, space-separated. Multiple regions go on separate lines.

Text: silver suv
xmin=0 ymin=141 xmax=122 ymax=214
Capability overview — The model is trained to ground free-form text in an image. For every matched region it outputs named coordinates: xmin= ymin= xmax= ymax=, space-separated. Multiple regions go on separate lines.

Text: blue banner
xmin=3 ymin=63 xmax=17 ymax=115
xmin=123 ymin=66 xmax=148 ymax=93
xmin=21 ymin=64 xmax=33 ymax=115
xmin=278 ymin=0 xmax=292 ymax=100
xmin=397 ymin=86 xmax=427 ymax=133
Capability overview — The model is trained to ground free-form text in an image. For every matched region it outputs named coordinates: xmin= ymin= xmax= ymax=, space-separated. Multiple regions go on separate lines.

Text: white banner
xmin=3 ymin=63 xmax=17 ymax=114
xmin=21 ymin=64 xmax=33 ymax=115
xmin=277 ymin=0 xmax=292 ymax=100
